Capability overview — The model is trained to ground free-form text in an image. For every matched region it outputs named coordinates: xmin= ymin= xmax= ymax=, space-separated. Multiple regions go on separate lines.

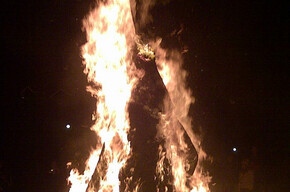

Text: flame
xmin=68 ymin=0 xmax=139 ymax=191
xmin=67 ymin=0 xmax=210 ymax=191
xmin=153 ymin=39 xmax=211 ymax=192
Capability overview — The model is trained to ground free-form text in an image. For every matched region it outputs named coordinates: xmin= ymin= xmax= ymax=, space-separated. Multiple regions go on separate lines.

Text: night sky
xmin=1 ymin=0 xmax=288 ymax=191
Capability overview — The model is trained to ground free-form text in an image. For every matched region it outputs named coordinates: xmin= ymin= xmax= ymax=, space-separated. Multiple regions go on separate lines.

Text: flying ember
xmin=67 ymin=0 xmax=210 ymax=191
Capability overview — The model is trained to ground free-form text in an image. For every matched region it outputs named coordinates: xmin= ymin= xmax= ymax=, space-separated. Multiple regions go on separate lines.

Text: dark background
xmin=1 ymin=0 xmax=288 ymax=191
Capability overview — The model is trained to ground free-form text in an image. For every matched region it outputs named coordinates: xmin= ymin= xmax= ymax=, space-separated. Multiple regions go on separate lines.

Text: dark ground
xmin=1 ymin=0 xmax=288 ymax=191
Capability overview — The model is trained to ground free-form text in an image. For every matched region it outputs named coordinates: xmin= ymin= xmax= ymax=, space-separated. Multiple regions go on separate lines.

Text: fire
xmin=68 ymin=0 xmax=138 ymax=191
xmin=153 ymin=40 xmax=210 ymax=191
xmin=67 ymin=0 xmax=210 ymax=191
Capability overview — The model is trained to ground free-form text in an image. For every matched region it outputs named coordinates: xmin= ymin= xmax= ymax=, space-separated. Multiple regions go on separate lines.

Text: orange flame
xmin=68 ymin=0 xmax=139 ymax=191
xmin=67 ymin=0 xmax=211 ymax=191
xmin=153 ymin=39 xmax=211 ymax=192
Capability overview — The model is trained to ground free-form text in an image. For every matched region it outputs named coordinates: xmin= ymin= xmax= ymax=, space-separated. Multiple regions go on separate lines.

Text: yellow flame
xmin=67 ymin=0 xmax=210 ymax=191
xmin=68 ymin=0 xmax=139 ymax=191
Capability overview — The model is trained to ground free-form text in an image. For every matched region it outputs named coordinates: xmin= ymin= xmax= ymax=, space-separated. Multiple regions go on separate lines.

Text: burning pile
xmin=67 ymin=0 xmax=210 ymax=191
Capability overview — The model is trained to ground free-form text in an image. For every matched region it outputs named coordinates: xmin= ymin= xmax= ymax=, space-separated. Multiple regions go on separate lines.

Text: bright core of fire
xmin=67 ymin=0 xmax=210 ymax=192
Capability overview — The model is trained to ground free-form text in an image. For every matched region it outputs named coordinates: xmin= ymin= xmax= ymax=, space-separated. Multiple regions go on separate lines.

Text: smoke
xmin=138 ymin=0 xmax=156 ymax=28
xmin=130 ymin=0 xmax=156 ymax=33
